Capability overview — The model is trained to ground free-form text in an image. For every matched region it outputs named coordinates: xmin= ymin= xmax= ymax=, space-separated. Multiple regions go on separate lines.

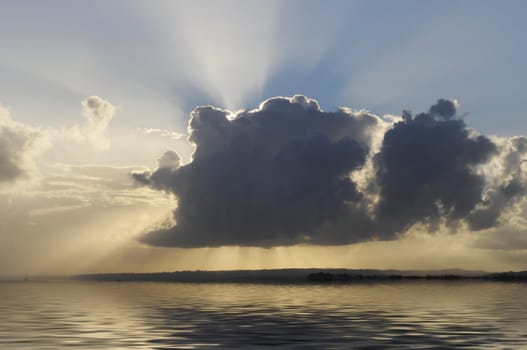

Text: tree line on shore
xmin=306 ymin=271 xmax=527 ymax=282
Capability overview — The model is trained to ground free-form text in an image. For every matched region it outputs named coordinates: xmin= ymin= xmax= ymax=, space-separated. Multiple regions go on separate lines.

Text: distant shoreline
xmin=67 ymin=268 xmax=527 ymax=284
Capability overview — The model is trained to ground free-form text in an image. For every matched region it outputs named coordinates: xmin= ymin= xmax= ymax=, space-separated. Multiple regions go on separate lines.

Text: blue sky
xmin=1 ymin=0 xmax=527 ymax=275
xmin=1 ymin=0 xmax=526 ymax=145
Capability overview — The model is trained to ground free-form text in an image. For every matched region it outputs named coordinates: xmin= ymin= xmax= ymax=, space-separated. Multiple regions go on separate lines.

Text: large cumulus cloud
xmin=135 ymin=95 xmax=527 ymax=248
xmin=134 ymin=95 xmax=381 ymax=247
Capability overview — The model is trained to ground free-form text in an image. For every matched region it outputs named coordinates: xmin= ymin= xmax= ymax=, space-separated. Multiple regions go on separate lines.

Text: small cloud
xmin=132 ymin=150 xmax=181 ymax=188
xmin=136 ymin=127 xmax=185 ymax=140
xmin=428 ymin=98 xmax=459 ymax=119
xmin=82 ymin=96 xmax=116 ymax=134
xmin=65 ymin=96 xmax=117 ymax=150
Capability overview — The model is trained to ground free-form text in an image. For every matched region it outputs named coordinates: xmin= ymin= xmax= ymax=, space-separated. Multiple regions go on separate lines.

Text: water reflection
xmin=1 ymin=281 xmax=526 ymax=348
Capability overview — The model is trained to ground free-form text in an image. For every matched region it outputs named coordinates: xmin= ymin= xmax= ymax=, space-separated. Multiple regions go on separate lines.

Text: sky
xmin=1 ymin=0 xmax=527 ymax=276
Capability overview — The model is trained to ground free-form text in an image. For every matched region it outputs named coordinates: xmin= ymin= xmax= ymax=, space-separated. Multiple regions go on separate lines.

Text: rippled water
xmin=1 ymin=281 xmax=527 ymax=349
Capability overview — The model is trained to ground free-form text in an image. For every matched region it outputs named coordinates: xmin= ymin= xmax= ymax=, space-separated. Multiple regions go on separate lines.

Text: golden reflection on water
xmin=1 ymin=281 xmax=527 ymax=349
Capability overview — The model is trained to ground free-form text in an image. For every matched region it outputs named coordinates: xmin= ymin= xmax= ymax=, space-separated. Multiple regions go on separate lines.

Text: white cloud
xmin=136 ymin=127 xmax=184 ymax=140
xmin=0 ymin=104 xmax=49 ymax=187
xmin=66 ymin=96 xmax=117 ymax=150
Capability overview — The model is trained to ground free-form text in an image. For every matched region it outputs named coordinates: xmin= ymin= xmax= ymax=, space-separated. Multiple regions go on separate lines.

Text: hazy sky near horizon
xmin=1 ymin=0 xmax=527 ymax=275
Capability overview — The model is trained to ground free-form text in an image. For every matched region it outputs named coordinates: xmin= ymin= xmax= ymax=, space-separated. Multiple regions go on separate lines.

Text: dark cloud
xmin=374 ymin=99 xmax=497 ymax=235
xmin=135 ymin=95 xmax=379 ymax=247
xmin=135 ymin=96 xmax=527 ymax=248
xmin=428 ymin=98 xmax=458 ymax=119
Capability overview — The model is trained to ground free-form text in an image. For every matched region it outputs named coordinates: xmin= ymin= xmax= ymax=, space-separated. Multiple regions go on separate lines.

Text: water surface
xmin=1 ymin=281 xmax=526 ymax=349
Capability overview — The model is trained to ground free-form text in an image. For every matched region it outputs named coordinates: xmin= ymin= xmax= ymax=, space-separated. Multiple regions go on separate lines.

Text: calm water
xmin=1 ymin=281 xmax=527 ymax=349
